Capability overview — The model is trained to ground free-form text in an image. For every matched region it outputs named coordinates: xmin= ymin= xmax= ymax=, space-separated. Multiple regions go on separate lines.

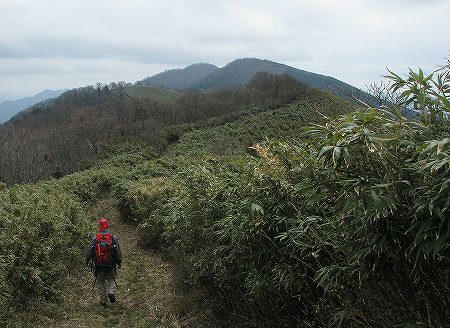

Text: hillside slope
xmin=0 ymin=83 xmax=187 ymax=184
xmin=140 ymin=63 xmax=218 ymax=90
xmin=169 ymin=89 xmax=354 ymax=158
xmin=1 ymin=87 xmax=357 ymax=327
xmin=1 ymin=63 xmax=447 ymax=328
xmin=0 ymin=74 xmax=319 ymax=184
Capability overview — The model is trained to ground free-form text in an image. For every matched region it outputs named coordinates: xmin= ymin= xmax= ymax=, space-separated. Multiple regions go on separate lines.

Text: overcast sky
xmin=1 ymin=0 xmax=448 ymax=96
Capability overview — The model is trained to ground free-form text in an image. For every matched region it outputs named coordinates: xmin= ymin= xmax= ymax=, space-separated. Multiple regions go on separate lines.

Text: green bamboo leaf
xmin=400 ymin=90 xmax=411 ymax=98
xmin=418 ymin=68 xmax=424 ymax=81
xmin=431 ymin=161 xmax=448 ymax=172
xmin=342 ymin=198 xmax=355 ymax=213
xmin=414 ymin=221 xmax=429 ymax=244
xmin=370 ymin=190 xmax=382 ymax=209
xmin=342 ymin=147 xmax=350 ymax=164
xmin=318 ymin=145 xmax=334 ymax=158
xmin=372 ymin=134 xmax=397 ymax=141
xmin=433 ymin=234 xmax=447 ymax=256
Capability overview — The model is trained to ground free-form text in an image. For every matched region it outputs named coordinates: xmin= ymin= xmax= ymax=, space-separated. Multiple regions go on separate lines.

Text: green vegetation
xmin=3 ymin=199 xmax=220 ymax=328
xmin=129 ymin=123 xmax=448 ymax=326
xmin=111 ymin=63 xmax=450 ymax=326
xmin=0 ymin=62 xmax=448 ymax=327
xmin=0 ymin=182 xmax=90 ymax=318
xmin=170 ymin=89 xmax=354 ymax=158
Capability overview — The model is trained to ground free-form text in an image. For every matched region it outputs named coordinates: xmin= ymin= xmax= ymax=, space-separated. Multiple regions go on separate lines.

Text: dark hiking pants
xmin=96 ymin=267 xmax=117 ymax=304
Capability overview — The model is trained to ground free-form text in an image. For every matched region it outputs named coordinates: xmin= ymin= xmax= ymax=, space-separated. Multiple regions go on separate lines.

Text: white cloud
xmin=0 ymin=0 xmax=448 ymax=95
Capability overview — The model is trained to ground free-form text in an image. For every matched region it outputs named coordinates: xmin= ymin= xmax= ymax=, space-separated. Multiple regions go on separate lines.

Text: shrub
xmin=138 ymin=64 xmax=449 ymax=326
xmin=0 ymin=183 xmax=90 ymax=317
xmin=114 ymin=177 xmax=173 ymax=248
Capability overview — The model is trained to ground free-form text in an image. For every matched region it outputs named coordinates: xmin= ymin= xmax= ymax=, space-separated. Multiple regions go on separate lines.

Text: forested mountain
xmin=141 ymin=58 xmax=375 ymax=104
xmin=0 ymin=58 xmax=412 ymax=184
xmin=140 ymin=63 xmax=218 ymax=90
xmin=0 ymin=57 xmax=386 ymax=184
xmin=191 ymin=58 xmax=330 ymax=89
xmin=191 ymin=58 xmax=376 ymax=102
xmin=0 ymin=89 xmax=67 ymax=123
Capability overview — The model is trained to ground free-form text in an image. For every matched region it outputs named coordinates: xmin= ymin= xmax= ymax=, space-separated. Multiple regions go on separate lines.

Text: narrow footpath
xmin=24 ymin=198 xmax=216 ymax=328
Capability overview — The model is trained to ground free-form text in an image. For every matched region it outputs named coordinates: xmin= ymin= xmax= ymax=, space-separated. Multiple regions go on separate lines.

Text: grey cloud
xmin=0 ymin=0 xmax=448 ymax=95
xmin=0 ymin=37 xmax=199 ymax=65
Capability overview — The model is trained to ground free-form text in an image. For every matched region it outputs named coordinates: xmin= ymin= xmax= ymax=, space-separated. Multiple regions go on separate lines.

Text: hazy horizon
xmin=1 ymin=0 xmax=449 ymax=95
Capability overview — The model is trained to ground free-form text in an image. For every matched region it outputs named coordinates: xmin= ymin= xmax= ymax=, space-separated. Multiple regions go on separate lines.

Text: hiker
xmin=85 ymin=218 xmax=122 ymax=306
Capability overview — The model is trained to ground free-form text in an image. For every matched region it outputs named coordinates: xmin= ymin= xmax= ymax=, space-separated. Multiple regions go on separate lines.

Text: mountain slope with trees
xmin=192 ymin=58 xmax=378 ymax=103
xmin=0 ymin=58 xmax=377 ymax=186
xmin=0 ymin=74 xmax=318 ymax=184
xmin=140 ymin=58 xmax=376 ymax=104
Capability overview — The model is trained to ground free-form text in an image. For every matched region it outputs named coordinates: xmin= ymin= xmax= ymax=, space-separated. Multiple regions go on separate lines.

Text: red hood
xmin=99 ymin=218 xmax=109 ymax=232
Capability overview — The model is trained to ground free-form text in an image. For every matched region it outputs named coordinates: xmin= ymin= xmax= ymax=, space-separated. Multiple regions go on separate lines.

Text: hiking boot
xmin=108 ymin=294 xmax=116 ymax=303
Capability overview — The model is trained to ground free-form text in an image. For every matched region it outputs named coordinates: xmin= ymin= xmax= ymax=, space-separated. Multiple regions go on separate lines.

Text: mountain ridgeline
xmin=191 ymin=58 xmax=356 ymax=91
xmin=140 ymin=58 xmax=375 ymax=104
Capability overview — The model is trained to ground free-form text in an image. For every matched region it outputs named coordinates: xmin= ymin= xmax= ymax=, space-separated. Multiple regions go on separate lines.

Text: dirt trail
xmin=24 ymin=198 xmax=211 ymax=328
